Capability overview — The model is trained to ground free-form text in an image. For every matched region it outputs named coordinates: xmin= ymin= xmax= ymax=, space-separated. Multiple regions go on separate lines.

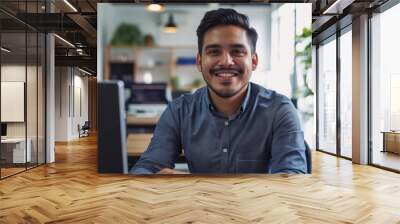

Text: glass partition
xmin=0 ymin=1 xmax=46 ymax=179
xmin=1 ymin=30 xmax=28 ymax=177
xmin=317 ymin=36 xmax=337 ymax=155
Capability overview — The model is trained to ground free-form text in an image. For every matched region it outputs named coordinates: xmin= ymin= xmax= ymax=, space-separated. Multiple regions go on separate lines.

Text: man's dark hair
xmin=196 ymin=8 xmax=258 ymax=55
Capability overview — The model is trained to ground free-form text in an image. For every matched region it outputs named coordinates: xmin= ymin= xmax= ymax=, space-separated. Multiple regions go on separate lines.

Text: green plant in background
xmin=295 ymin=27 xmax=313 ymax=98
xmin=111 ymin=23 xmax=143 ymax=46
xmin=169 ymin=76 xmax=180 ymax=91
xmin=191 ymin=78 xmax=202 ymax=88
xmin=295 ymin=27 xmax=314 ymax=122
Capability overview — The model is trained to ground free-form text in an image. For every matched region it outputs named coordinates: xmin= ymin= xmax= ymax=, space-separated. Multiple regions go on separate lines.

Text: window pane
xmin=318 ymin=37 xmax=337 ymax=154
xmin=340 ymin=29 xmax=352 ymax=158
xmin=371 ymin=3 xmax=400 ymax=171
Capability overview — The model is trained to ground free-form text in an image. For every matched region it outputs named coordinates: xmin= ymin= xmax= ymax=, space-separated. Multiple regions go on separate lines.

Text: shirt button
xmin=224 ymin=121 xmax=229 ymax=126
xmin=223 ymin=148 xmax=228 ymax=153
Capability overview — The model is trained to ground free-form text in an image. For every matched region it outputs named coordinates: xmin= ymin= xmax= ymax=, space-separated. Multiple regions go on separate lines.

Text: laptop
xmin=127 ymin=83 xmax=168 ymax=117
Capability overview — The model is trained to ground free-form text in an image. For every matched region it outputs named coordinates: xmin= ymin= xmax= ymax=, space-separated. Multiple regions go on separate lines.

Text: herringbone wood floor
xmin=1 ymin=135 xmax=400 ymax=223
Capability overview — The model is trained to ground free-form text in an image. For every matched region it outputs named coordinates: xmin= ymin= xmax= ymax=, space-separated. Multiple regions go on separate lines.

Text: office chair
xmin=82 ymin=121 xmax=90 ymax=130
xmin=78 ymin=121 xmax=90 ymax=138
xmin=304 ymin=141 xmax=312 ymax=174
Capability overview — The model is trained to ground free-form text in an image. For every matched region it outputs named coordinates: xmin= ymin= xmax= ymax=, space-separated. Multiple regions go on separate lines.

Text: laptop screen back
xmin=97 ymin=81 xmax=128 ymax=174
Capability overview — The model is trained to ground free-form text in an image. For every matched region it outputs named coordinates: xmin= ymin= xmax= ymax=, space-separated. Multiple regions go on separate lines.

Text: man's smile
xmin=210 ymin=68 xmax=242 ymax=78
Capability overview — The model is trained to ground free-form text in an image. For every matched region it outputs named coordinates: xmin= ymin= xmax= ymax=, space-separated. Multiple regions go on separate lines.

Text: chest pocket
xmin=236 ymin=152 xmax=269 ymax=173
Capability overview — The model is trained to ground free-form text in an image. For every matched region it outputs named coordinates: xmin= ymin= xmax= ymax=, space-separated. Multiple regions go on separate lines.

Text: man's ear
xmin=196 ymin=53 xmax=202 ymax=72
xmin=251 ymin=53 xmax=259 ymax=71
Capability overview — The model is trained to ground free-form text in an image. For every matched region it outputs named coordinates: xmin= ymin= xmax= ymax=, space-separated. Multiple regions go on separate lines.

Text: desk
xmin=126 ymin=115 xmax=159 ymax=126
xmin=382 ymin=131 xmax=400 ymax=154
xmin=127 ymin=133 xmax=185 ymax=161
xmin=1 ymin=138 xmax=31 ymax=163
xmin=126 ymin=115 xmax=160 ymax=133
xmin=127 ymin=133 xmax=153 ymax=156
xmin=126 ymin=115 xmax=159 ymax=156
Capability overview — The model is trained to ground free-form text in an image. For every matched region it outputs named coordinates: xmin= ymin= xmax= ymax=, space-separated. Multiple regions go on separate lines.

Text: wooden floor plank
xmin=1 ymin=134 xmax=400 ymax=223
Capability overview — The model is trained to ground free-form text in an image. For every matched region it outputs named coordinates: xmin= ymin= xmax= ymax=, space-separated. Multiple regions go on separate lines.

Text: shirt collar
xmin=206 ymin=83 xmax=252 ymax=115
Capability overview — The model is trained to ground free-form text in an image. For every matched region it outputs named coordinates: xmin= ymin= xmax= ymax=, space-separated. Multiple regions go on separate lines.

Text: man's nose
xmin=219 ymin=52 xmax=234 ymax=66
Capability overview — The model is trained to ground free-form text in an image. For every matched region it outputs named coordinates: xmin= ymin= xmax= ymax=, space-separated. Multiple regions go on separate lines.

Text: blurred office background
xmin=97 ymin=3 xmax=314 ymax=157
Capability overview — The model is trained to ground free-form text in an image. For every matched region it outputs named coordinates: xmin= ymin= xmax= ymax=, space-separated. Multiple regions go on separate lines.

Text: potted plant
xmin=110 ymin=23 xmax=143 ymax=46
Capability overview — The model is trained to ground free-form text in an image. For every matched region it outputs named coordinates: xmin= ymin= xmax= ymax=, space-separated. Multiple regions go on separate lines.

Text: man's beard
xmin=204 ymin=77 xmax=248 ymax=98
xmin=202 ymin=66 xmax=247 ymax=98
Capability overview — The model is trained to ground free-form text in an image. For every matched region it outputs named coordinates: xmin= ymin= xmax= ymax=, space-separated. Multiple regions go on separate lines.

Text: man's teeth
xmin=216 ymin=71 xmax=236 ymax=77
xmin=216 ymin=73 xmax=236 ymax=77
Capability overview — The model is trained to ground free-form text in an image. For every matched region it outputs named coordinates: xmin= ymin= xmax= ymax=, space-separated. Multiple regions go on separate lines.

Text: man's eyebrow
xmin=204 ymin=44 xmax=221 ymax=50
xmin=205 ymin=44 xmax=247 ymax=50
xmin=230 ymin=44 xmax=246 ymax=49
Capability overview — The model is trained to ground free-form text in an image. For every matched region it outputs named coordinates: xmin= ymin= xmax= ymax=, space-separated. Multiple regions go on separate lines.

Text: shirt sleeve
xmin=269 ymin=99 xmax=307 ymax=174
xmin=130 ymin=103 xmax=182 ymax=174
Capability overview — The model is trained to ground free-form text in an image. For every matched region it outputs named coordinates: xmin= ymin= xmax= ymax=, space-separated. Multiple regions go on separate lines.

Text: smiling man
xmin=131 ymin=8 xmax=307 ymax=174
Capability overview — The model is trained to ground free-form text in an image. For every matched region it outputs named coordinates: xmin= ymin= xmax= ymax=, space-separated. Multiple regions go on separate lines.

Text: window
xmin=317 ymin=36 xmax=337 ymax=154
xmin=339 ymin=28 xmax=352 ymax=158
xmin=370 ymin=2 xmax=400 ymax=171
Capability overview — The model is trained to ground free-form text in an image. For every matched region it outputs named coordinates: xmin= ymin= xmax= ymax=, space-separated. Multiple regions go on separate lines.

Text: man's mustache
xmin=209 ymin=67 xmax=243 ymax=75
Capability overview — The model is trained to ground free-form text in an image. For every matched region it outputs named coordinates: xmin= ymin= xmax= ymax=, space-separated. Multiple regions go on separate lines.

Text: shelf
xmin=105 ymin=45 xmax=199 ymax=83
xmin=137 ymin=65 xmax=168 ymax=70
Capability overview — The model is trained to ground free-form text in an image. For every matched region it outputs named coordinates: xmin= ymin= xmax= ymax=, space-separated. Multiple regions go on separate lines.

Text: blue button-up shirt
xmin=131 ymin=82 xmax=307 ymax=174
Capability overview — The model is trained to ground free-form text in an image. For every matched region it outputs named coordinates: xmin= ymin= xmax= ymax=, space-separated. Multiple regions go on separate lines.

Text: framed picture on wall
xmin=1 ymin=81 xmax=25 ymax=122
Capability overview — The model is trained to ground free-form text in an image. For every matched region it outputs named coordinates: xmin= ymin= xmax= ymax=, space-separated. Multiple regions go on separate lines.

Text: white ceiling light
xmin=146 ymin=4 xmax=164 ymax=12
xmin=63 ymin=0 xmax=78 ymax=12
xmin=54 ymin=34 xmax=75 ymax=48
xmin=1 ymin=47 xmax=11 ymax=53
xmin=208 ymin=3 xmax=220 ymax=10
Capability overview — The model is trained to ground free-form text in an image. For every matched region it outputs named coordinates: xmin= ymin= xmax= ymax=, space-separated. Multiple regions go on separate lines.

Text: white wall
xmin=55 ymin=67 xmax=68 ymax=141
xmin=55 ymin=67 xmax=89 ymax=141
xmin=72 ymin=73 xmax=89 ymax=138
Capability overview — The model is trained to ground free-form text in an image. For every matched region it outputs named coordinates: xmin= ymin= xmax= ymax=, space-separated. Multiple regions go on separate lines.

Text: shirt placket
xmin=220 ymin=119 xmax=230 ymax=172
